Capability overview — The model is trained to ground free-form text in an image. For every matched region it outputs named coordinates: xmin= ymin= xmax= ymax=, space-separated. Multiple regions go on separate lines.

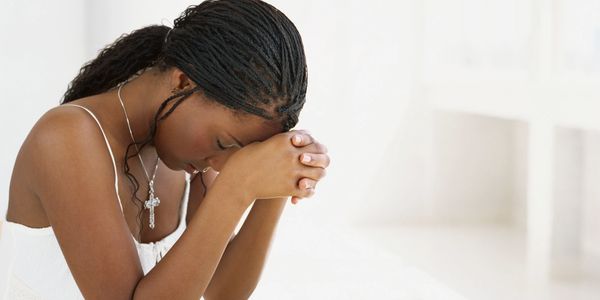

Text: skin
xmin=5 ymin=66 xmax=330 ymax=298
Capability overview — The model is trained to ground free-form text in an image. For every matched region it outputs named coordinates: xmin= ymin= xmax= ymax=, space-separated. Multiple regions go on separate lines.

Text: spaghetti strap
xmin=180 ymin=173 xmax=192 ymax=224
xmin=61 ymin=103 xmax=124 ymax=214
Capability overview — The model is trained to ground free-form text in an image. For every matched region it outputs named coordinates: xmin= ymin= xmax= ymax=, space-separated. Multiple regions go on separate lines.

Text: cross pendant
xmin=144 ymin=195 xmax=161 ymax=229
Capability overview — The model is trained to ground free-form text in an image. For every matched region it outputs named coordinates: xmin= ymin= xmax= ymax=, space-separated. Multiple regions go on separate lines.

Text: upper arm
xmin=29 ymin=107 xmax=143 ymax=299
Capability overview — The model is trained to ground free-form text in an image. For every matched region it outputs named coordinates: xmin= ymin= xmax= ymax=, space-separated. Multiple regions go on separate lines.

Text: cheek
xmin=153 ymin=135 xmax=174 ymax=170
xmin=154 ymin=116 xmax=218 ymax=168
xmin=153 ymin=120 xmax=192 ymax=169
xmin=179 ymin=122 xmax=218 ymax=160
xmin=188 ymin=134 xmax=212 ymax=156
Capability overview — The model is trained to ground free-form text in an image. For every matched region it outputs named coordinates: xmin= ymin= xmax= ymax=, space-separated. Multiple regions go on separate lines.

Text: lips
xmin=185 ymin=163 xmax=198 ymax=174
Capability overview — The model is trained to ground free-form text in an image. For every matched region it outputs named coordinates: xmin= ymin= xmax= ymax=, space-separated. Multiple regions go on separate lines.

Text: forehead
xmin=195 ymin=93 xmax=284 ymax=145
xmin=231 ymin=115 xmax=283 ymax=145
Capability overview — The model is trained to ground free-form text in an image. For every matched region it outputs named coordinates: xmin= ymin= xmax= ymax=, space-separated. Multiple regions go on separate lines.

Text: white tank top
xmin=0 ymin=103 xmax=192 ymax=299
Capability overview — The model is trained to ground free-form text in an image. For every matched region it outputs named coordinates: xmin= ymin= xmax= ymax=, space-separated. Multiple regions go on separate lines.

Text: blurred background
xmin=1 ymin=0 xmax=600 ymax=299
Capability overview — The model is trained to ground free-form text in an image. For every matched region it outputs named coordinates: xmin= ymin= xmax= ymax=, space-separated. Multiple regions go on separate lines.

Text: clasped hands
xmin=287 ymin=129 xmax=330 ymax=205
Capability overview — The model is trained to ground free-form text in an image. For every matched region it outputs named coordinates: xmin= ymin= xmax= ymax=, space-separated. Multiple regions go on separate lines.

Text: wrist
xmin=211 ymin=170 xmax=256 ymax=208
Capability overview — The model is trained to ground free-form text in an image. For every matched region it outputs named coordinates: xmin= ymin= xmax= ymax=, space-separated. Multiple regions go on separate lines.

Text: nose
xmin=206 ymin=151 xmax=235 ymax=173
xmin=206 ymin=159 xmax=223 ymax=172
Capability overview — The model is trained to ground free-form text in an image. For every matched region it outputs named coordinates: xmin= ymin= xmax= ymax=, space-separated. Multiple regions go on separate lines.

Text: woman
xmin=0 ymin=0 xmax=330 ymax=298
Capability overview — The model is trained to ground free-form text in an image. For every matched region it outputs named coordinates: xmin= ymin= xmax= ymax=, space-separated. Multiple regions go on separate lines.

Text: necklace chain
xmin=117 ymin=82 xmax=159 ymax=183
xmin=117 ymin=81 xmax=160 ymax=229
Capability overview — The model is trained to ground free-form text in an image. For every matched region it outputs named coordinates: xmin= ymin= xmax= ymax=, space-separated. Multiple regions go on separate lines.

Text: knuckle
xmin=317 ymin=168 xmax=327 ymax=179
xmin=324 ymin=155 xmax=331 ymax=167
xmin=302 ymin=178 xmax=314 ymax=188
xmin=281 ymin=132 xmax=295 ymax=142
xmin=285 ymin=147 xmax=298 ymax=160
xmin=306 ymin=188 xmax=316 ymax=197
xmin=281 ymin=131 xmax=298 ymax=140
xmin=295 ymin=186 xmax=307 ymax=198
xmin=292 ymin=168 xmax=303 ymax=179
xmin=292 ymin=154 xmax=302 ymax=168
xmin=315 ymin=143 xmax=327 ymax=153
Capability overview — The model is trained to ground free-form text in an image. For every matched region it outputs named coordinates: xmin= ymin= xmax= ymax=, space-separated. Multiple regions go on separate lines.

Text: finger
xmin=289 ymin=130 xmax=330 ymax=154
xmin=290 ymin=131 xmax=314 ymax=147
xmin=291 ymin=129 xmax=312 ymax=136
xmin=295 ymin=178 xmax=317 ymax=198
xmin=299 ymin=153 xmax=331 ymax=168
xmin=291 ymin=196 xmax=301 ymax=205
xmin=297 ymin=188 xmax=315 ymax=199
xmin=298 ymin=141 xmax=328 ymax=154
xmin=291 ymin=134 xmax=313 ymax=147
xmin=298 ymin=178 xmax=317 ymax=190
xmin=299 ymin=166 xmax=327 ymax=181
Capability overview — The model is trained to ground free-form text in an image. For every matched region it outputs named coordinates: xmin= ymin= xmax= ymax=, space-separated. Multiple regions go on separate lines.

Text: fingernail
xmin=302 ymin=154 xmax=311 ymax=163
xmin=294 ymin=135 xmax=302 ymax=144
xmin=305 ymin=182 xmax=312 ymax=189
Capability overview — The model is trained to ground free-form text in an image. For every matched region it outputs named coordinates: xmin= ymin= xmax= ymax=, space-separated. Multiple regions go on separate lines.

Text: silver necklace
xmin=117 ymin=81 xmax=161 ymax=230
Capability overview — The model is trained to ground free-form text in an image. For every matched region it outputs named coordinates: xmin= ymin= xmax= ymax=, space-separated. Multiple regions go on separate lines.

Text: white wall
xmin=0 ymin=0 xmax=86 ymax=216
xmin=581 ymin=131 xmax=600 ymax=276
xmin=430 ymin=111 xmax=519 ymax=223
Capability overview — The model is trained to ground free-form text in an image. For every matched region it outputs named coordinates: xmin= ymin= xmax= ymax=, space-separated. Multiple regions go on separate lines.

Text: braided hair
xmin=60 ymin=0 xmax=307 ymax=238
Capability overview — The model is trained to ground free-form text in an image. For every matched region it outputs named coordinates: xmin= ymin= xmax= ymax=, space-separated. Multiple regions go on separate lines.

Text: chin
xmin=155 ymin=147 xmax=179 ymax=171
xmin=159 ymin=155 xmax=178 ymax=171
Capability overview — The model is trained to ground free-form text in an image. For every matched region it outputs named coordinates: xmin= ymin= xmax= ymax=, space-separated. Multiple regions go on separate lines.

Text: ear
xmin=169 ymin=67 xmax=196 ymax=91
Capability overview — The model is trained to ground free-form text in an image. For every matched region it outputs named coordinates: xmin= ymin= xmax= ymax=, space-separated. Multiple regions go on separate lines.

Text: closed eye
xmin=217 ymin=139 xmax=226 ymax=150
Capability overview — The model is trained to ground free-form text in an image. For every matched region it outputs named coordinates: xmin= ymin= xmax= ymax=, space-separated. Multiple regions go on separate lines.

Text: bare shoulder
xmin=22 ymin=104 xmax=143 ymax=297
xmin=17 ymin=105 xmax=99 ymax=189
xmin=25 ymin=104 xmax=109 ymax=191
xmin=6 ymin=105 xmax=96 ymax=225
xmin=32 ymin=104 xmax=100 ymax=142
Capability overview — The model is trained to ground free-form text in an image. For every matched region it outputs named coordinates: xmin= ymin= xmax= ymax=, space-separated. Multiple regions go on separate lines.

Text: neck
xmin=109 ymin=69 xmax=168 ymax=158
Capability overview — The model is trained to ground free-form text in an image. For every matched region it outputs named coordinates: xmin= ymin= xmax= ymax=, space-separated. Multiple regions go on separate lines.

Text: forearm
xmin=204 ymin=197 xmax=287 ymax=300
xmin=133 ymin=178 xmax=251 ymax=300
